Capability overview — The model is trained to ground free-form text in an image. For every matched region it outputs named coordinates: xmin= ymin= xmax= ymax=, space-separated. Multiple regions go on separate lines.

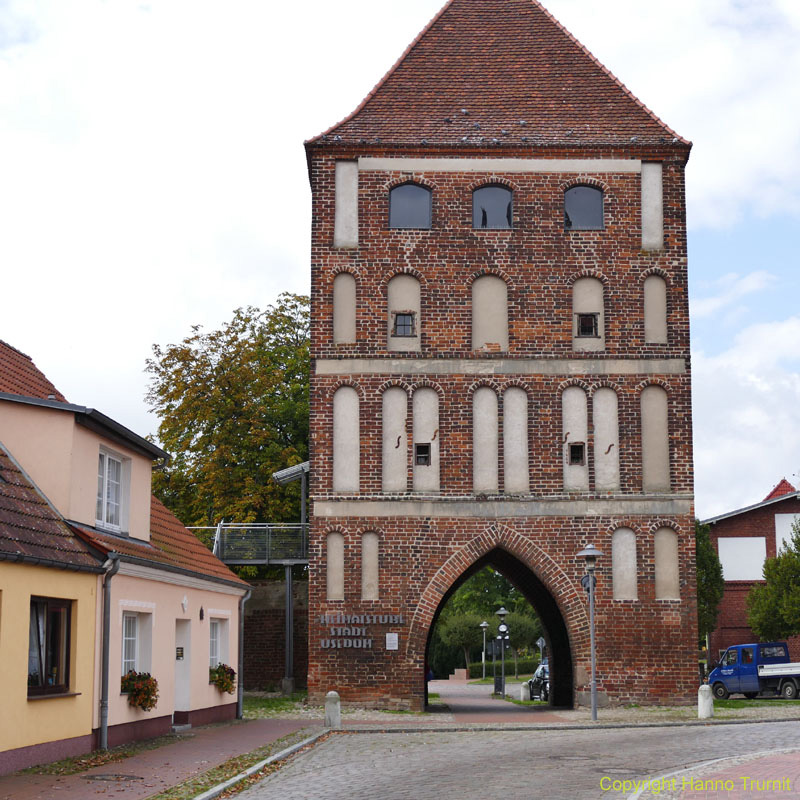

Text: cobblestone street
xmin=237 ymin=721 xmax=800 ymax=800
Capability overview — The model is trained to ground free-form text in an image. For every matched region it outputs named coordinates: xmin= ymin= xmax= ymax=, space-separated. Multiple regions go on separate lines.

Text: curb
xmin=192 ymin=731 xmax=326 ymax=800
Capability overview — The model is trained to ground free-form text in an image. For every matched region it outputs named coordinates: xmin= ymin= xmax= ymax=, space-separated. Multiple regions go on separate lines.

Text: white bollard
xmin=520 ymin=684 xmax=528 ymax=702
xmin=698 ymin=684 xmax=713 ymax=719
xmin=325 ymin=690 xmax=342 ymax=729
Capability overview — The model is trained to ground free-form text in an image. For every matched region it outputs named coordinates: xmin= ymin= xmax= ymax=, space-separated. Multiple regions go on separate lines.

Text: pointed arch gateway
xmin=409 ymin=525 xmax=589 ymax=707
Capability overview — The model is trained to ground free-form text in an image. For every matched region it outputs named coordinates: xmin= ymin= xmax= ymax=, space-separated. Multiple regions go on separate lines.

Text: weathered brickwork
xmin=708 ymin=496 xmax=800 ymax=661
xmin=305 ymin=0 xmax=697 ymax=710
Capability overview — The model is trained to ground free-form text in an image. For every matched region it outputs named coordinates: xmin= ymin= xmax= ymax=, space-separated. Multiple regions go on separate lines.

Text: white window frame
xmin=122 ymin=612 xmax=139 ymax=674
xmin=209 ymin=617 xmax=229 ymax=667
xmin=97 ymin=448 xmax=126 ymax=531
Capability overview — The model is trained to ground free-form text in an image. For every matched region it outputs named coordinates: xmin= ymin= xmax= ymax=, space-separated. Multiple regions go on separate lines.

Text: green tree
xmin=146 ymin=294 xmax=309 ymax=527
xmin=439 ymin=614 xmax=484 ymax=670
xmin=695 ymin=521 xmax=724 ymax=642
xmin=747 ymin=521 xmax=800 ymax=641
xmin=505 ymin=612 xmax=542 ymax=677
xmin=447 ymin=566 xmax=529 ymax=616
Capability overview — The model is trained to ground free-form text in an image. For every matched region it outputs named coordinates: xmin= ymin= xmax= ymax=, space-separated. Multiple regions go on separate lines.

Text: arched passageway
xmin=423 ymin=546 xmax=575 ymax=707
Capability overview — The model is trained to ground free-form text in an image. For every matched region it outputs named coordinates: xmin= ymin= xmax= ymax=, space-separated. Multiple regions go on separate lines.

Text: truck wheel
xmin=529 ymin=685 xmax=535 ymax=701
xmin=541 ymin=685 xmax=549 ymax=702
xmin=712 ymin=683 xmax=729 ymax=700
xmin=743 ymin=693 xmax=758 ymax=699
xmin=781 ymin=681 xmax=797 ymax=700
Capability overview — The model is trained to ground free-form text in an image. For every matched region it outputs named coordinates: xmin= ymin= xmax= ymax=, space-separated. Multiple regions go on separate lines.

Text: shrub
xmin=121 ymin=671 xmax=159 ymax=711
xmin=209 ymin=663 xmax=237 ymax=694
xmin=467 ymin=655 xmax=540 ymax=679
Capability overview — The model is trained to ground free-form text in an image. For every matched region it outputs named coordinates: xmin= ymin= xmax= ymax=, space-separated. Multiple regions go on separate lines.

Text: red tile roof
xmin=309 ymin=0 xmax=687 ymax=148
xmin=74 ymin=496 xmax=248 ymax=587
xmin=0 ymin=442 xmax=100 ymax=569
xmin=0 ymin=340 xmax=67 ymax=402
xmin=764 ymin=478 xmax=798 ymax=502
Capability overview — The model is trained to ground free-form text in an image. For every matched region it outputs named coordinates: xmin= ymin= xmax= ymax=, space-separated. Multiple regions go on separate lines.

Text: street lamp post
xmin=496 ymin=607 xmax=509 ymax=698
xmin=480 ymin=621 xmax=489 ymax=680
xmin=577 ymin=544 xmax=603 ymax=722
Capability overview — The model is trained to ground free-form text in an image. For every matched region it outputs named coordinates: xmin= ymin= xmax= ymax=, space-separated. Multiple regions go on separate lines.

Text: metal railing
xmin=189 ymin=522 xmax=308 ymax=565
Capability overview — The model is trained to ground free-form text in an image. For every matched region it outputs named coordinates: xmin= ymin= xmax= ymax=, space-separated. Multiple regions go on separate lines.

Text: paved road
xmin=237 ymin=721 xmax=800 ymax=800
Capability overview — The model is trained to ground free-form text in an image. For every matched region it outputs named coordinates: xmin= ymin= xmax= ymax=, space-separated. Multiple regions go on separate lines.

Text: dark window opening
xmin=415 ymin=443 xmax=431 ymax=466
xmin=473 ymin=185 xmax=513 ymax=229
xmin=564 ymin=185 xmax=604 ymax=230
xmin=392 ymin=312 xmax=416 ymax=337
xmin=389 ymin=183 xmax=432 ymax=229
xmin=568 ymin=443 xmax=585 ymax=466
xmin=576 ymin=313 xmax=599 ymax=337
xmin=28 ymin=597 xmax=71 ymax=696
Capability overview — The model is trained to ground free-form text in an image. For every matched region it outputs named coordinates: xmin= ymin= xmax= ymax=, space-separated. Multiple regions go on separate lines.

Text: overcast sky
xmin=1 ymin=0 xmax=798 ymax=519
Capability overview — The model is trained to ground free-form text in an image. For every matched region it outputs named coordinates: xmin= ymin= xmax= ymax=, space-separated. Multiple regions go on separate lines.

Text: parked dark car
xmin=527 ymin=663 xmax=549 ymax=701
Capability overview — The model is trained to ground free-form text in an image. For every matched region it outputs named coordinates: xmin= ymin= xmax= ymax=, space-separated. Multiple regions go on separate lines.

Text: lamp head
xmin=577 ymin=543 xmax=604 ymax=570
xmin=496 ymin=606 xmax=508 ymax=621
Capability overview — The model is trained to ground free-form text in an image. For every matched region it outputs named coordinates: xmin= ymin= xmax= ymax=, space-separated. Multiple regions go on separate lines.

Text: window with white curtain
xmin=122 ymin=612 xmax=138 ymax=674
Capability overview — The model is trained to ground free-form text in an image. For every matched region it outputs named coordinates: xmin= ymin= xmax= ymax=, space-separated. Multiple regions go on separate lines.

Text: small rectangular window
xmin=209 ymin=620 xmax=220 ymax=668
xmin=392 ymin=312 xmax=416 ymax=337
xmin=97 ymin=449 xmax=124 ymax=530
xmin=122 ymin=612 xmax=138 ymax=674
xmin=28 ymin=598 xmax=71 ymax=696
xmin=576 ymin=313 xmax=599 ymax=338
xmin=568 ymin=443 xmax=585 ymax=466
xmin=414 ymin=443 xmax=431 ymax=466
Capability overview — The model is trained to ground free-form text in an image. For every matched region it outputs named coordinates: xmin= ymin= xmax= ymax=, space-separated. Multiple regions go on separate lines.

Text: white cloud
xmin=690 ymin=270 xmax=776 ymax=318
xmin=693 ymin=316 xmax=800 ymax=518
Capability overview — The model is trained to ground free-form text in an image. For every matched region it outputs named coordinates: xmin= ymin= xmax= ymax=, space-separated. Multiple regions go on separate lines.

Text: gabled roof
xmin=73 ymin=496 xmax=248 ymax=588
xmin=0 ymin=340 xmax=66 ymax=402
xmin=309 ymin=0 xmax=687 ymax=148
xmin=0 ymin=440 xmax=101 ymax=571
xmin=764 ymin=478 xmax=797 ymax=502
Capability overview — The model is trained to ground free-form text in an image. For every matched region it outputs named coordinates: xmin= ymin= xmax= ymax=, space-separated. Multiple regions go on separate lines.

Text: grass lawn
xmin=243 ymin=692 xmax=308 ymax=717
xmin=469 ymin=674 xmax=534 ymax=685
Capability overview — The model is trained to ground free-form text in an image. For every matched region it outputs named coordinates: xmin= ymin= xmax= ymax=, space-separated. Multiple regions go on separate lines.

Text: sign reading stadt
xmin=319 ymin=613 xmax=404 ymax=651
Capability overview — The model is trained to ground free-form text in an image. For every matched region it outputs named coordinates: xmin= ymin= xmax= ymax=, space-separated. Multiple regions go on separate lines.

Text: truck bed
xmin=758 ymin=662 xmax=800 ymax=677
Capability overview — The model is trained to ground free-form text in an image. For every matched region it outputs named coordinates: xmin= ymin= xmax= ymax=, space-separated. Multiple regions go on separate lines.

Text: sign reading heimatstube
xmin=319 ymin=613 xmax=404 ymax=650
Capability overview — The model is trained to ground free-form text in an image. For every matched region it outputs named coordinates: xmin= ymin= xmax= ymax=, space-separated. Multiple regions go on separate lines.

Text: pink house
xmin=0 ymin=340 xmax=249 ymax=766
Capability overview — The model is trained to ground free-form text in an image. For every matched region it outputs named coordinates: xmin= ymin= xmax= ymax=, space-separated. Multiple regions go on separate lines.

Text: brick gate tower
xmin=305 ymin=0 xmax=697 ymax=709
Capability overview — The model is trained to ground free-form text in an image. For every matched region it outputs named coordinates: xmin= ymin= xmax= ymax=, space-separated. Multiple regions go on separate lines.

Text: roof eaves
xmin=701 ymin=492 xmax=800 ymax=526
xmin=0 ymin=392 xmax=168 ymax=461
xmin=0 ymin=550 xmax=104 ymax=573
xmin=110 ymin=551 xmax=249 ymax=591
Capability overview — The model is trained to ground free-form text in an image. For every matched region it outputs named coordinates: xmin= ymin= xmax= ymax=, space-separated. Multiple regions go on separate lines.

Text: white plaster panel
xmin=775 ymin=514 xmax=800 ymax=553
xmin=472 ymin=275 xmax=508 ymax=351
xmin=326 ymin=532 xmax=344 ymax=601
xmin=333 ymin=161 xmax=358 ymax=248
xmin=641 ymin=162 xmax=664 ymax=251
xmin=644 ymin=275 xmax=668 ymax=344
xmin=503 ymin=387 xmax=529 ymax=494
xmin=387 ymin=274 xmax=421 ymax=352
xmin=333 ymin=386 xmax=359 ymax=492
xmin=572 ymin=277 xmax=605 ymax=352
xmin=359 ymin=157 xmax=642 ymax=173
xmin=593 ymin=387 xmax=620 ymax=491
xmin=562 ymin=386 xmax=588 ymax=491
xmin=382 ymin=387 xmax=408 ymax=493
xmin=333 ymin=273 xmax=356 ymax=344
xmin=655 ymin=528 xmax=680 ymax=599
xmin=718 ymin=537 xmax=767 ymax=582
xmin=315 ymin=357 xmax=687 ymax=376
xmin=641 ymin=385 xmax=670 ymax=492
xmin=413 ymin=388 xmax=439 ymax=492
xmin=361 ymin=532 xmax=379 ymax=601
xmin=612 ymin=527 xmax=638 ymax=600
xmin=473 ymin=387 xmax=499 ymax=493
xmin=314 ymin=496 xmax=694 ymax=518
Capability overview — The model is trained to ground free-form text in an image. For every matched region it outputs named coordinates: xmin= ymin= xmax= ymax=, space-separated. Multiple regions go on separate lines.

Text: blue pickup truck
xmin=708 ymin=642 xmax=800 ymax=700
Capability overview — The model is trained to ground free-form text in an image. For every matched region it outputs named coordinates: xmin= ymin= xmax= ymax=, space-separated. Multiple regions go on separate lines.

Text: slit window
xmin=392 ymin=312 xmax=416 ymax=337
xmin=473 ymin=186 xmax=513 ymax=229
xmin=389 ymin=183 xmax=432 ymax=229
xmin=414 ymin=443 xmax=431 ymax=466
xmin=564 ymin=185 xmax=604 ymax=230
xmin=569 ymin=443 xmax=586 ymax=466
xmin=576 ymin=313 xmax=599 ymax=337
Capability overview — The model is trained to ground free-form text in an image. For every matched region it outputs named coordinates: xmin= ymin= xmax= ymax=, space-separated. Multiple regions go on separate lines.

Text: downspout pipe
xmin=100 ymin=555 xmax=121 ymax=750
xmin=236 ymin=588 xmax=252 ymax=719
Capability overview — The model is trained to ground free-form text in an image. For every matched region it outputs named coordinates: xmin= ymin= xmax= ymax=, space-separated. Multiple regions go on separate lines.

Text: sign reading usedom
xmin=319 ymin=613 xmax=404 ymax=650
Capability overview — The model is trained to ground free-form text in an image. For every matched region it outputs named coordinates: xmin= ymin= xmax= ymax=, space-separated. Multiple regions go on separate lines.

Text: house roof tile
xmin=308 ymin=0 xmax=687 ymax=149
xmin=0 ymin=442 xmax=100 ymax=569
xmin=764 ymin=478 xmax=798 ymax=502
xmin=0 ymin=340 xmax=66 ymax=402
xmin=74 ymin=496 xmax=248 ymax=587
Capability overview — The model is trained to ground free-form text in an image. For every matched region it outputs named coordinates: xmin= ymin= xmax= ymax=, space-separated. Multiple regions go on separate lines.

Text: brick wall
xmin=307 ymin=143 xmax=697 ymax=709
